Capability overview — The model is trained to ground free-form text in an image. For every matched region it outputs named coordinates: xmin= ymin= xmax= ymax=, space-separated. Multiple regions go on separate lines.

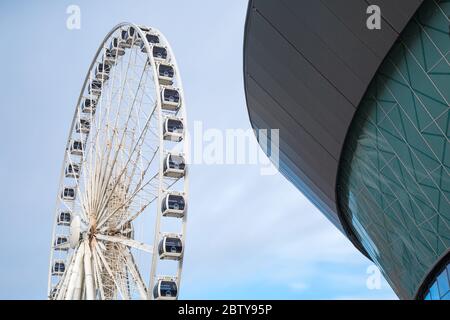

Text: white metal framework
xmin=48 ymin=23 xmax=188 ymax=300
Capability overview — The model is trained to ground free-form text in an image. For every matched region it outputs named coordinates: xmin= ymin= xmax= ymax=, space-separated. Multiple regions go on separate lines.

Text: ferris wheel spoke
xmin=97 ymin=157 xmax=160 ymax=225
xmin=114 ymin=174 xmax=179 ymax=231
xmin=117 ymin=144 xmax=159 ymax=202
xmin=86 ymin=56 xmax=123 ymax=217
xmin=118 ymin=173 xmax=179 ymax=227
xmin=96 ymin=234 xmax=153 ymax=253
xmin=90 ymin=34 xmax=136 ymax=213
xmin=93 ymin=241 xmax=125 ymax=299
xmin=96 ymin=172 xmax=159 ymax=228
xmin=79 ymin=125 xmax=95 ymax=220
xmin=123 ymin=148 xmax=140 ymax=195
xmin=92 ymin=118 xmax=151 ymax=224
xmin=113 ymin=198 xmax=154 ymax=232
xmin=122 ymin=124 xmax=159 ymax=197
xmin=90 ymin=49 xmax=150 ymax=214
xmin=94 ymin=103 xmax=158 ymax=224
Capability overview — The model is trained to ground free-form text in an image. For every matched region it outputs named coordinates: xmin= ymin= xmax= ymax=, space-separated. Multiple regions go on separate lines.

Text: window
xmin=424 ymin=263 xmax=450 ymax=300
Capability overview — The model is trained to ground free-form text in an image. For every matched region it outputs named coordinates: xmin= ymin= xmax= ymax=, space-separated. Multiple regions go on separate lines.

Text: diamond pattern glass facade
xmin=337 ymin=0 xmax=450 ymax=299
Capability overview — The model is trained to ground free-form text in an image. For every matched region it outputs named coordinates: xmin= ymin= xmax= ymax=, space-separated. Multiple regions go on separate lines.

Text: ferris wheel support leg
xmin=73 ymin=259 xmax=85 ymax=300
xmin=84 ymin=242 xmax=95 ymax=300
xmin=92 ymin=245 xmax=106 ymax=300
xmin=123 ymin=250 xmax=148 ymax=300
xmin=55 ymin=246 xmax=78 ymax=300
xmin=65 ymin=243 xmax=85 ymax=300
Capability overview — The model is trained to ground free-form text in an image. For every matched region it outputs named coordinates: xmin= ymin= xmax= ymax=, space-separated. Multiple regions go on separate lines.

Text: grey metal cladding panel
xmin=321 ymin=0 xmax=399 ymax=59
xmin=247 ymin=10 xmax=355 ymax=124
xmin=279 ymin=0 xmax=380 ymax=85
xmin=365 ymin=0 xmax=424 ymax=33
xmin=247 ymin=108 xmax=268 ymax=131
xmin=254 ymin=0 xmax=365 ymax=105
xmin=247 ymin=54 xmax=342 ymax=160
xmin=245 ymin=75 xmax=338 ymax=208
xmin=247 ymin=11 xmax=356 ymax=157
xmin=247 ymin=15 xmax=347 ymax=158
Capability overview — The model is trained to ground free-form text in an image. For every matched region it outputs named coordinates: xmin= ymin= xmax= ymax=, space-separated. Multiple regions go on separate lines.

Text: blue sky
xmin=0 ymin=0 xmax=397 ymax=299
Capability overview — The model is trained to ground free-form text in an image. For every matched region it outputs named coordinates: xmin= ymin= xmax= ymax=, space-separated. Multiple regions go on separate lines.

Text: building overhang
xmin=243 ymin=0 xmax=424 ymax=258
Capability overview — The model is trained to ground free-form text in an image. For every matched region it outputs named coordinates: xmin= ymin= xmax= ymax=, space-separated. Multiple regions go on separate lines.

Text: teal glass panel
xmin=337 ymin=0 xmax=450 ymax=299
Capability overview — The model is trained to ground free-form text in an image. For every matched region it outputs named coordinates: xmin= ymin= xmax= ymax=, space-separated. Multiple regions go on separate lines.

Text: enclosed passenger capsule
xmin=163 ymin=154 xmax=185 ymax=178
xmin=57 ymin=211 xmax=71 ymax=226
xmin=161 ymin=88 xmax=181 ymax=111
xmin=146 ymin=34 xmax=160 ymax=44
xmin=76 ymin=119 xmax=90 ymax=134
xmin=127 ymin=26 xmax=143 ymax=46
xmin=54 ymin=235 xmax=69 ymax=251
xmin=158 ymin=235 xmax=183 ymax=260
xmin=153 ymin=279 xmax=178 ymax=300
xmin=140 ymin=33 xmax=160 ymax=53
xmin=70 ymin=140 xmax=84 ymax=156
xmin=88 ymin=79 xmax=102 ymax=96
xmin=109 ymin=38 xmax=126 ymax=56
xmin=95 ymin=63 xmax=111 ymax=81
xmin=65 ymin=163 xmax=80 ymax=179
xmin=161 ymin=192 xmax=186 ymax=218
xmin=119 ymin=29 xmax=133 ymax=48
xmin=81 ymin=97 xmax=97 ymax=113
xmin=163 ymin=117 xmax=184 ymax=142
xmin=104 ymin=48 xmax=118 ymax=65
xmin=52 ymin=261 xmax=66 ymax=276
xmin=157 ymin=63 xmax=174 ymax=85
xmin=152 ymin=46 xmax=168 ymax=62
xmin=61 ymin=187 xmax=76 ymax=201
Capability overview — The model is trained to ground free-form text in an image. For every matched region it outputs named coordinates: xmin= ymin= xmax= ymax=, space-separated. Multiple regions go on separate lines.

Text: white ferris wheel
xmin=48 ymin=23 xmax=188 ymax=300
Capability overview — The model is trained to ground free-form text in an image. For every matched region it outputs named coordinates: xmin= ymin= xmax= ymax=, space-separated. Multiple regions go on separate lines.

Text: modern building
xmin=244 ymin=0 xmax=449 ymax=299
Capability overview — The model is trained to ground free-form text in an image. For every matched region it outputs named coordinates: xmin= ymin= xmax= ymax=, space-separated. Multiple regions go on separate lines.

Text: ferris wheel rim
xmin=48 ymin=22 xmax=189 ymax=300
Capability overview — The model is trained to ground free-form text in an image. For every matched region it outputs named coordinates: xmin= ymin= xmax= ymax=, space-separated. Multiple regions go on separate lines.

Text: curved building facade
xmin=244 ymin=0 xmax=449 ymax=299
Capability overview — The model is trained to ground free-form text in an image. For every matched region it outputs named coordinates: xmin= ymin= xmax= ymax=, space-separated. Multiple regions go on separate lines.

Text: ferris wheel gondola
xmin=48 ymin=23 xmax=188 ymax=300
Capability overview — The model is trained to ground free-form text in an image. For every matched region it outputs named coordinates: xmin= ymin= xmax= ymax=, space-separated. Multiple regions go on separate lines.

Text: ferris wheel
xmin=47 ymin=23 xmax=188 ymax=300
